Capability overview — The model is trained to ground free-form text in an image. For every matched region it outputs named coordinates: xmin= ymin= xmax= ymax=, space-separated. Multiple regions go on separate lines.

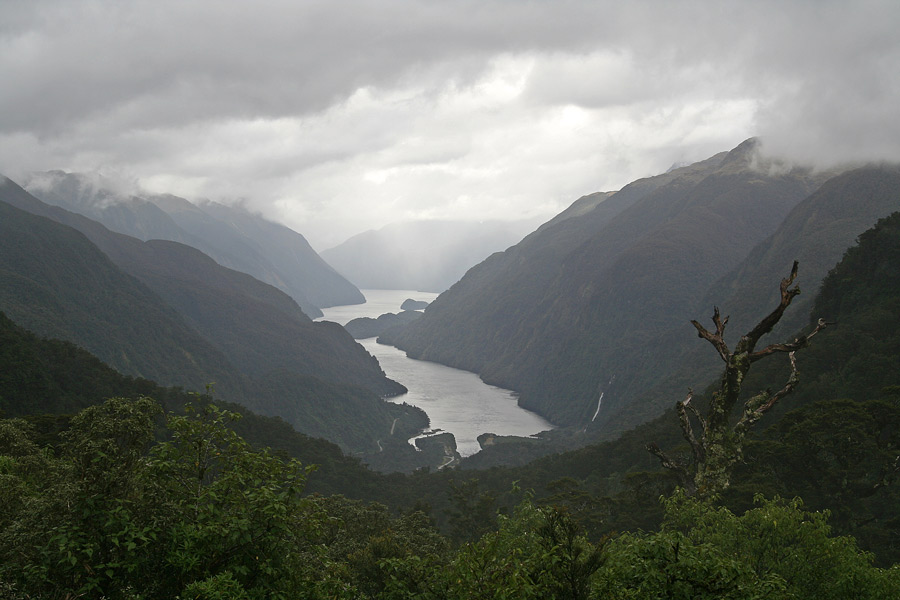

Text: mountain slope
xmin=634 ymin=164 xmax=900 ymax=420
xmin=194 ymin=199 xmax=364 ymax=308
xmin=706 ymin=164 xmax=900 ymax=338
xmin=383 ymin=140 xmax=838 ymax=433
xmin=23 ymin=171 xmax=363 ymax=316
xmin=1 ymin=177 xmax=402 ymax=398
xmin=0 ymin=310 xmax=396 ymax=497
xmin=0 ymin=177 xmax=423 ymax=455
xmin=0 ymin=185 xmax=242 ymax=394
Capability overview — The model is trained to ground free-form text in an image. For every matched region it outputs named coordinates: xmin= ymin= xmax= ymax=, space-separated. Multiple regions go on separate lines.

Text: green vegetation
xmin=3 ymin=397 xmax=897 ymax=599
xmin=2 ymin=178 xmax=900 ymax=594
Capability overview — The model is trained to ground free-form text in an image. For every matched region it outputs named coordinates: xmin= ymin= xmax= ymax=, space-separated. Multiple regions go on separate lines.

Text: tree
xmin=0 ymin=397 xmax=324 ymax=599
xmin=441 ymin=497 xmax=606 ymax=600
xmin=0 ymin=397 xmax=162 ymax=599
xmin=147 ymin=401 xmax=319 ymax=599
xmin=658 ymin=492 xmax=900 ymax=600
xmin=597 ymin=491 xmax=900 ymax=599
xmin=648 ymin=262 xmax=827 ymax=497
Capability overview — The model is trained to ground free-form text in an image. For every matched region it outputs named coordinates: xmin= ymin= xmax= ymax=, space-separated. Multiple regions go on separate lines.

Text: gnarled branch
xmin=748 ymin=318 xmax=829 ymax=362
xmin=646 ymin=442 xmax=693 ymax=492
xmin=676 ymin=389 xmax=706 ymax=466
xmin=690 ymin=306 xmax=730 ymax=362
xmin=738 ymin=260 xmax=800 ymax=354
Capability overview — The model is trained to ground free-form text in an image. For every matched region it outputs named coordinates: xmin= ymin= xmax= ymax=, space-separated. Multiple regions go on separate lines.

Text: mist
xmin=2 ymin=1 xmax=899 ymax=247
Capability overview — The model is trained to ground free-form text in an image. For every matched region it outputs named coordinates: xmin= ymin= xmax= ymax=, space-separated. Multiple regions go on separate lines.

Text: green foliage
xmin=2 ymin=395 xmax=899 ymax=599
xmin=598 ymin=528 xmax=785 ymax=599
xmin=146 ymin=401 xmax=319 ymax=598
xmin=446 ymin=478 xmax=500 ymax=543
xmin=0 ymin=397 xmax=162 ymax=598
xmin=595 ymin=491 xmax=900 ymax=599
xmin=658 ymin=492 xmax=900 ymax=599
xmin=0 ymin=397 xmax=324 ymax=599
xmin=441 ymin=496 xmax=605 ymax=600
xmin=181 ymin=571 xmax=252 ymax=600
xmin=725 ymin=396 xmax=900 ymax=565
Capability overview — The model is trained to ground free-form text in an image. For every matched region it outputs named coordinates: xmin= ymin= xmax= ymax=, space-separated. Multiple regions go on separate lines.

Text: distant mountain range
xmin=382 ymin=139 xmax=900 ymax=437
xmin=22 ymin=170 xmax=363 ymax=317
xmin=320 ymin=219 xmax=540 ymax=292
xmin=0 ymin=177 xmax=425 ymax=457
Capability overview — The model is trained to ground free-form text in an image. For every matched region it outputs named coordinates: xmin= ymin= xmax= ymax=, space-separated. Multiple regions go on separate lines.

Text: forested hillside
xmin=2 ymin=212 xmax=899 ymax=597
xmin=384 ymin=142 xmax=900 ymax=441
xmin=613 ymin=163 xmax=900 ymax=432
xmin=0 ymin=199 xmax=241 ymax=394
xmin=0 ymin=179 xmax=428 ymax=458
xmin=384 ymin=211 xmax=900 ymax=565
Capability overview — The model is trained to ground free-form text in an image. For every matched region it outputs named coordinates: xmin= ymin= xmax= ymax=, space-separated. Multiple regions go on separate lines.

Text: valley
xmin=2 ymin=142 xmax=900 ymax=597
xmin=319 ymin=289 xmax=554 ymax=457
xmin=4 ymin=3 xmax=900 ymax=596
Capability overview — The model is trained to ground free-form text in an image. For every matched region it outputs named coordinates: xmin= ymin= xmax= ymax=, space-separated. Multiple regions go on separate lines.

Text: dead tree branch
xmin=676 ymin=389 xmax=705 ymax=466
xmin=737 ymin=260 xmax=800 ymax=355
xmin=748 ymin=318 xmax=829 ymax=362
xmin=648 ymin=261 xmax=828 ymax=498
xmin=690 ymin=307 xmax=730 ymax=362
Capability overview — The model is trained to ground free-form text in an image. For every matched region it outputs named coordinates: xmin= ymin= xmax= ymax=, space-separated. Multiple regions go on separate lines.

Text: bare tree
xmin=647 ymin=261 xmax=828 ymax=497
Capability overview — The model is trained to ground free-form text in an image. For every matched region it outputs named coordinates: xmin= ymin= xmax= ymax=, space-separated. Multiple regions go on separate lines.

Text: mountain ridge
xmin=0 ymin=176 xmax=422 ymax=456
xmin=381 ymin=140 xmax=894 ymax=438
xmin=23 ymin=170 xmax=363 ymax=317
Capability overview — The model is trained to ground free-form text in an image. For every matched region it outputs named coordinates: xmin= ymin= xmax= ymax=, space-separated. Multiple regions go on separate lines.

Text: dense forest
xmin=2 ymin=211 xmax=900 ymax=597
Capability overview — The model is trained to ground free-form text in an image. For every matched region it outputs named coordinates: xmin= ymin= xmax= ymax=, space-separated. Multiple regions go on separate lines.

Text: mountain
xmin=382 ymin=139 xmax=869 ymax=435
xmin=2 ymin=176 xmax=398 ymax=396
xmin=320 ymin=219 xmax=539 ymax=292
xmin=630 ymin=164 xmax=900 ymax=423
xmin=705 ymin=164 xmax=900 ymax=338
xmin=396 ymin=212 xmax=900 ymax=562
xmin=151 ymin=193 xmax=364 ymax=312
xmin=0 ymin=186 xmax=242 ymax=395
xmin=0 ymin=310 xmax=400 ymax=498
xmin=0 ymin=177 xmax=424 ymax=455
xmin=23 ymin=171 xmax=363 ymax=317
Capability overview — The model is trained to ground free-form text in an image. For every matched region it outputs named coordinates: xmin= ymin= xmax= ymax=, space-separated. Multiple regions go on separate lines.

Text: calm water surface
xmin=319 ymin=290 xmax=553 ymax=456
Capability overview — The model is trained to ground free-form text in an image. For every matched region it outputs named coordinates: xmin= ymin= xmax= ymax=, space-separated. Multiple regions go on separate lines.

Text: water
xmin=319 ymin=290 xmax=553 ymax=456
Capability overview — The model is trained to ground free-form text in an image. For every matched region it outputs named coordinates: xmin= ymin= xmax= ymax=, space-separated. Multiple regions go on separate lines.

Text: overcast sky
xmin=2 ymin=0 xmax=899 ymax=249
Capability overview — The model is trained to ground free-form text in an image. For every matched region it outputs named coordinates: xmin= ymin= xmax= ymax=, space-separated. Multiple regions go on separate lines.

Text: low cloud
xmin=2 ymin=0 xmax=898 ymax=248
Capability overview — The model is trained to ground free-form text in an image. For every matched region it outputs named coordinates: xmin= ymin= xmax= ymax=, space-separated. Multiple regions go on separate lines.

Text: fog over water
xmin=319 ymin=289 xmax=553 ymax=456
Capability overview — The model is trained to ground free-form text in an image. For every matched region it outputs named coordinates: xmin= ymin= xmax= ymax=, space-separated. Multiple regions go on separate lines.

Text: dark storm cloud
xmin=0 ymin=0 xmax=606 ymax=134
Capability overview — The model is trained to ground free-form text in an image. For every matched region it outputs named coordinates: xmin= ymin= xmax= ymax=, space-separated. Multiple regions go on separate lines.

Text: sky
xmin=1 ymin=0 xmax=899 ymax=250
